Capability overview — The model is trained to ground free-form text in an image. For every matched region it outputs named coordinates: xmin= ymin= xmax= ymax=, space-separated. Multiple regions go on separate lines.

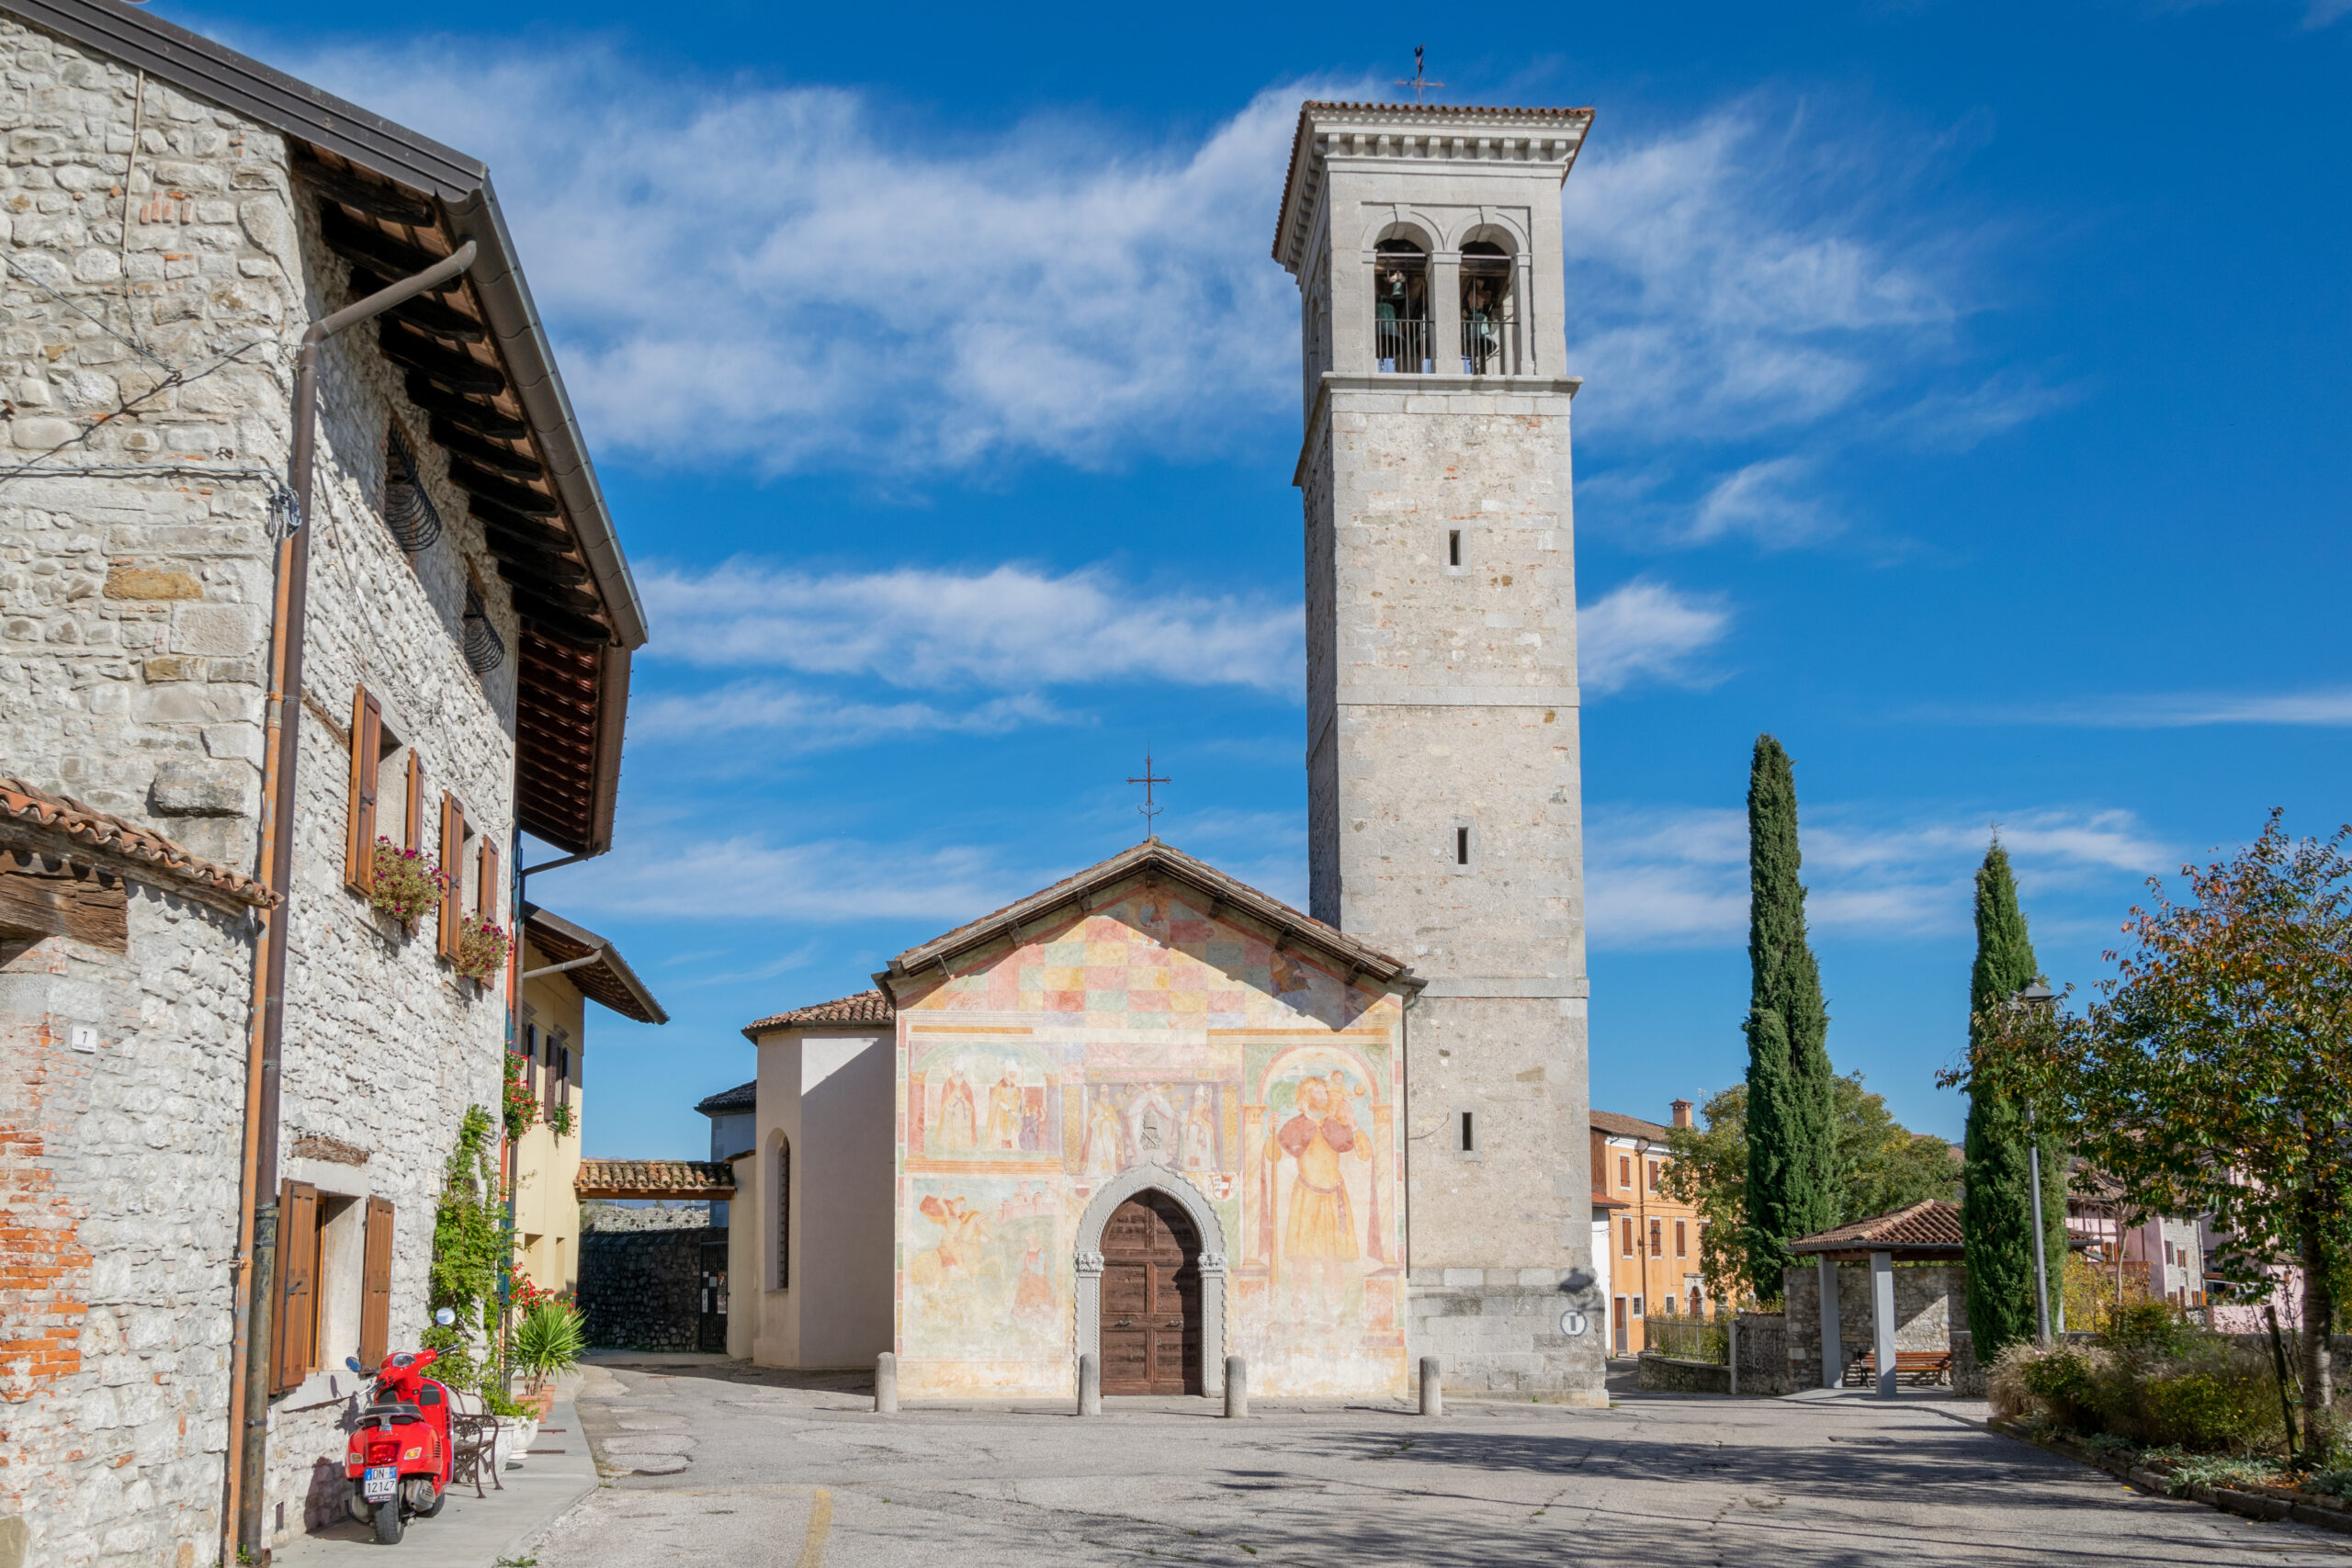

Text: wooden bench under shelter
xmin=1844 ymin=1348 xmax=1952 ymax=1387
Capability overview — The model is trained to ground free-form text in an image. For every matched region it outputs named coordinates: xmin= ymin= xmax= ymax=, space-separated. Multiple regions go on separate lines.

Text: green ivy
xmin=429 ymin=1105 xmax=513 ymax=1393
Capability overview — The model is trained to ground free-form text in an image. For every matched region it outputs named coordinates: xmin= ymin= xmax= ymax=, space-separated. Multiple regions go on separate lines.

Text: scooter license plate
xmin=363 ymin=1466 xmax=398 ymax=1501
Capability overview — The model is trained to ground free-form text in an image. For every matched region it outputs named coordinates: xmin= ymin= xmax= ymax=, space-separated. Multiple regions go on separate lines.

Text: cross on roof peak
xmin=1396 ymin=46 xmax=1446 ymax=104
xmin=1127 ymin=750 xmax=1170 ymax=838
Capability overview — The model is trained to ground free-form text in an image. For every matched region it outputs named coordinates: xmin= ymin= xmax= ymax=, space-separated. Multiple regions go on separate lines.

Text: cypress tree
xmin=1741 ymin=735 xmax=1838 ymax=1301
xmin=1962 ymin=840 xmax=2069 ymax=1358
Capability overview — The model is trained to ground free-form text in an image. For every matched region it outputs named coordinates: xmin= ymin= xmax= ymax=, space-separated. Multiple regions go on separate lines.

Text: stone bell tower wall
xmin=1281 ymin=101 xmax=1603 ymax=1402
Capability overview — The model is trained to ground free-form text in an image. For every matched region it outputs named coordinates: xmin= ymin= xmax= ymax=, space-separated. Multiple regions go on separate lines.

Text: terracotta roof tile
xmin=1791 ymin=1200 xmax=1965 ymax=1257
xmin=695 ymin=1079 xmax=757 ymax=1115
xmin=1591 ymin=1109 xmax=1676 ymax=1143
xmin=741 ymin=988 xmax=895 ymax=1040
xmin=0 ymin=775 xmax=275 ymax=908
xmin=573 ymin=1158 xmax=737 ymax=1200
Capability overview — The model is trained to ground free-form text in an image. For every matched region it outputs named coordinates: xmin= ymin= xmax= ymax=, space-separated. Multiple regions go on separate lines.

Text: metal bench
xmin=446 ymin=1389 xmax=503 ymax=1497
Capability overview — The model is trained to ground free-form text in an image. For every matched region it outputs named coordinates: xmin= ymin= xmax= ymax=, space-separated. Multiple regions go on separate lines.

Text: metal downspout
xmin=223 ymin=240 xmax=478 ymax=1566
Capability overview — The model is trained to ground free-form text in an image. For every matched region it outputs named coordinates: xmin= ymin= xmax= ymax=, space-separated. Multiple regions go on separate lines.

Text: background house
xmin=1592 ymin=1103 xmax=1712 ymax=1355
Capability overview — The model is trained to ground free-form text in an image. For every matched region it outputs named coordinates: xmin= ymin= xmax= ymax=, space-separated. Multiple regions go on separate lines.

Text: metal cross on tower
xmin=1128 ymin=751 xmax=1170 ymax=838
xmin=1396 ymin=46 xmax=1445 ymax=104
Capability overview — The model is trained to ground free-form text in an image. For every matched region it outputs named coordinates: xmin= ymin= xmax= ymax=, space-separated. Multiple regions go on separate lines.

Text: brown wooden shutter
xmin=359 ymin=1196 xmax=395 ymax=1370
xmin=477 ymin=838 xmax=500 ymax=930
xmin=437 ymin=794 xmax=463 ymax=958
xmin=403 ymin=751 xmax=424 ymax=853
xmin=343 ymin=689 xmax=381 ymax=892
xmin=273 ymin=1180 xmax=319 ymax=1393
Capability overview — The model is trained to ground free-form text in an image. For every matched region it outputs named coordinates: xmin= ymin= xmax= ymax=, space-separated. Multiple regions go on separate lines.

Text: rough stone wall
xmin=0 ymin=18 xmax=525 ymax=1559
xmin=581 ymin=1201 xmax=711 ymax=1234
xmin=1635 ymin=1354 xmax=1729 ymax=1394
xmin=1409 ymin=1269 xmax=1599 ymax=1397
xmin=0 ymin=879 xmax=252 ymax=1568
xmin=579 ymin=1226 xmax=718 ymax=1352
xmin=1306 ymin=384 xmax=1595 ymax=1399
xmin=1783 ymin=1263 xmax=1970 ymax=1389
xmin=1734 ymin=1312 xmax=1792 ymax=1395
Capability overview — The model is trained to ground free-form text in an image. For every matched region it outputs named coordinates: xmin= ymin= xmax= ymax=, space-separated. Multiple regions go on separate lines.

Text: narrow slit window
xmin=1455 ymin=827 xmax=1470 ymax=865
xmin=1447 ymin=529 xmax=1461 ymax=567
xmin=1458 ymin=1111 xmax=1476 ymax=1153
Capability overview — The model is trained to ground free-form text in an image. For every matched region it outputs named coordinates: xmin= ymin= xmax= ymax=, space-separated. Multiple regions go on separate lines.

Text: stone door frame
xmin=1073 ymin=1164 xmax=1227 ymax=1397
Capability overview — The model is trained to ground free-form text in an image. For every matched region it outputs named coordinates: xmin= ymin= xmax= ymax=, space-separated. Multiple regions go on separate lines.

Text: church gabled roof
xmin=876 ymin=838 xmax=1419 ymax=998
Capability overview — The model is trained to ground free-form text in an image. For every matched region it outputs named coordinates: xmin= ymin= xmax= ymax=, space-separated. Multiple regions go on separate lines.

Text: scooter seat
xmin=361 ymin=1402 xmax=424 ymax=1423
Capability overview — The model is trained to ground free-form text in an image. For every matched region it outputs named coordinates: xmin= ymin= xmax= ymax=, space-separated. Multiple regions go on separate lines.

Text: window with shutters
xmin=546 ymin=1028 xmax=570 ymax=1122
xmin=1675 ymin=1219 xmax=1688 ymax=1258
xmin=436 ymin=793 xmax=471 ymax=959
xmin=524 ymin=1021 xmax=540 ymax=1097
xmin=1618 ymin=1154 xmax=1631 ymax=1189
xmin=359 ymin=1198 xmax=394 ymax=1369
xmin=1621 ymin=1216 xmax=1634 ymax=1258
xmin=272 ymin=1180 xmax=321 ymax=1394
xmin=343 ymin=691 xmax=423 ymax=893
xmin=1649 ymin=1219 xmax=1663 ymax=1258
xmin=774 ymin=1136 xmax=791 ymax=1292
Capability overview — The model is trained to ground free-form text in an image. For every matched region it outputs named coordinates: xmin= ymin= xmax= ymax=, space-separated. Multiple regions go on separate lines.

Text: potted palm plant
xmin=511 ymin=1299 xmax=585 ymax=1417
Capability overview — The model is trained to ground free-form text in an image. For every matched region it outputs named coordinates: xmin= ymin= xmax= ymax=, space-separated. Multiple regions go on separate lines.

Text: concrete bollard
xmin=1077 ymin=1352 xmax=1102 ymax=1416
xmin=1419 ymin=1356 xmax=1443 ymax=1417
xmin=1224 ymin=1356 xmax=1248 ymax=1419
xmin=874 ymin=1351 xmax=897 ymax=1415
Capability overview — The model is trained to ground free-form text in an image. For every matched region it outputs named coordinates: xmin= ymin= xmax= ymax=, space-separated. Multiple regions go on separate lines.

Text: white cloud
xmin=2036 ymin=689 xmax=2352 ymax=728
xmin=634 ymin=684 xmax=1080 ymax=749
xmin=1585 ymin=803 xmax=2171 ymax=950
xmin=1561 ymin=106 xmax=1962 ymax=443
xmin=566 ymin=832 xmax=1018 ymax=925
xmin=1578 ymin=579 xmax=1734 ymax=694
xmin=289 ymin=43 xmax=1325 ymax=470
xmin=638 ymin=560 xmax=1300 ymax=691
xmin=1689 ymin=457 xmax=1835 ymax=547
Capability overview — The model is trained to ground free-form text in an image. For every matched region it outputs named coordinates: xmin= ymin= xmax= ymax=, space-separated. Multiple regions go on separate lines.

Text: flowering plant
xmin=502 ymin=1049 xmax=539 ymax=1141
xmin=369 ymin=837 xmax=448 ymax=926
xmin=456 ymin=915 xmax=510 ymax=985
xmin=508 ymin=1272 xmax=558 ymax=1314
xmin=546 ymin=1100 xmax=575 ymax=1139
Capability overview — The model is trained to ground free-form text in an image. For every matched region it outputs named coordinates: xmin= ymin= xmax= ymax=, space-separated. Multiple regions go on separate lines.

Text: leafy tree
xmin=1961 ymin=841 xmax=2069 ymax=1360
xmin=1958 ymin=814 xmax=2352 ymax=1461
xmin=1741 ymin=735 xmax=1838 ymax=1298
xmin=1666 ymin=1073 xmax=1960 ymax=1306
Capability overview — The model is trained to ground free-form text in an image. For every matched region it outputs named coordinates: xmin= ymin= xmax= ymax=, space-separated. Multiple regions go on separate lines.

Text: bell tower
xmin=1275 ymin=100 xmax=1603 ymax=1401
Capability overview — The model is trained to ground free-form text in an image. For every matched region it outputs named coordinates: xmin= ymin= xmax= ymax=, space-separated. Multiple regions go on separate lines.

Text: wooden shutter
xmin=343 ymin=689 xmax=381 ymax=892
xmin=403 ymin=751 xmax=424 ymax=853
xmin=273 ymin=1180 xmax=320 ymax=1393
xmin=477 ymin=838 xmax=500 ymax=930
xmin=359 ymin=1197 xmax=394 ymax=1370
xmin=545 ymin=1035 xmax=560 ymax=1121
xmin=436 ymin=793 xmax=463 ymax=958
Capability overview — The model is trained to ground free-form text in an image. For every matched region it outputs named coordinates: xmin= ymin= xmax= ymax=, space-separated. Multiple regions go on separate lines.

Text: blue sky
xmin=185 ymin=0 xmax=2349 ymax=1156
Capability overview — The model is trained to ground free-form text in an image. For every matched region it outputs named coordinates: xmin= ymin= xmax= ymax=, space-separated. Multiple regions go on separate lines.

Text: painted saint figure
xmin=1182 ymin=1087 xmax=1216 ymax=1172
xmin=1084 ymin=1090 xmax=1125 ymax=1176
xmin=1268 ymin=1073 xmax=1372 ymax=1315
xmin=985 ymin=1057 xmax=1023 ymax=1150
xmin=1012 ymin=1235 xmax=1055 ymax=1322
xmin=935 ymin=1059 xmax=978 ymax=1152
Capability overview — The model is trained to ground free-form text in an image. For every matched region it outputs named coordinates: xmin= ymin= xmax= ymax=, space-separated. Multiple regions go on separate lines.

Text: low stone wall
xmin=1784 ymin=1261 xmax=1970 ymax=1389
xmin=579 ymin=1224 xmax=719 ymax=1350
xmin=1637 ymin=1353 xmax=1731 ymax=1394
xmin=1734 ymin=1313 xmax=1793 ymax=1395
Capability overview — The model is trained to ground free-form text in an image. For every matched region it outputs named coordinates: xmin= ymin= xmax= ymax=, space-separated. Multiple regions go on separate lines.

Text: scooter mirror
xmin=434 ymin=1307 xmax=457 ymax=1327
xmin=345 ymin=1357 xmax=366 ymax=1375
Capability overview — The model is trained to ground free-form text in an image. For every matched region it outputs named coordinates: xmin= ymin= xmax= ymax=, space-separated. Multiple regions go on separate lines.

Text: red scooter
xmin=342 ymin=1308 xmax=458 ymax=1544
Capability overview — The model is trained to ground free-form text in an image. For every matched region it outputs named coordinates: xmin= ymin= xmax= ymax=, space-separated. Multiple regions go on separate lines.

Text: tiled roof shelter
xmin=741 ymin=987 xmax=895 ymax=1040
xmin=1790 ymin=1200 xmax=1966 ymax=1262
xmin=574 ymin=1159 xmax=737 ymax=1200
xmin=1 ymin=775 xmax=276 ymax=909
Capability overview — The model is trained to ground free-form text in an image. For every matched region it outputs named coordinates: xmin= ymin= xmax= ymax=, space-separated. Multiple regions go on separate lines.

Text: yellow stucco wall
xmin=892 ymin=886 xmax=1411 ymax=1401
xmin=514 ymin=934 xmax=586 ymax=1295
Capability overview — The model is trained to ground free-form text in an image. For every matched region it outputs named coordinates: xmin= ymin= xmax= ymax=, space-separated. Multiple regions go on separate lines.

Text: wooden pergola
xmin=1790 ymin=1200 xmax=1965 ymax=1396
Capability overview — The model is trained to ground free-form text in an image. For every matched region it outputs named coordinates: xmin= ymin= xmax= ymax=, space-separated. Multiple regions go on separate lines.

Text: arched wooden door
xmin=1099 ymin=1190 xmax=1202 ymax=1395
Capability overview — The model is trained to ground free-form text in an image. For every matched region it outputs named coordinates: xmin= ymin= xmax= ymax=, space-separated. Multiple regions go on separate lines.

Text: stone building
xmin=0 ymin=2 xmax=647 ymax=1561
xmin=511 ymin=903 xmax=667 ymax=1298
xmin=1276 ymin=99 xmax=1602 ymax=1398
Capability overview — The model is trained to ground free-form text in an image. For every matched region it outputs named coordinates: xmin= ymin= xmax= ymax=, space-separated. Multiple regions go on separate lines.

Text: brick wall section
xmin=0 ymin=17 xmax=524 ymax=1562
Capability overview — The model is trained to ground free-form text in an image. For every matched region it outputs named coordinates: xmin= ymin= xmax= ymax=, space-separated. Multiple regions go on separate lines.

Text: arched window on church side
xmin=1372 ymin=238 xmax=1430 ymax=372
xmin=775 ymin=1137 xmax=791 ymax=1292
xmin=1459 ymin=238 xmax=1513 ymax=376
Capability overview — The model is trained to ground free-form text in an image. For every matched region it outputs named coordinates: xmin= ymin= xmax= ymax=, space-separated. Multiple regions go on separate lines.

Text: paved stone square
xmin=517 ymin=1358 xmax=2352 ymax=1567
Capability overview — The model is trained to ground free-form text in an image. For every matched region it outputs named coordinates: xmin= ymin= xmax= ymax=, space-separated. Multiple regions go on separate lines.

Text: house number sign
xmin=1558 ymin=1310 xmax=1589 ymax=1337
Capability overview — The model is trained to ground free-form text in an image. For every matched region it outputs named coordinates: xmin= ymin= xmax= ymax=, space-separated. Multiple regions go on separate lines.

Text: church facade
xmin=730 ymin=96 xmax=1608 ymax=1404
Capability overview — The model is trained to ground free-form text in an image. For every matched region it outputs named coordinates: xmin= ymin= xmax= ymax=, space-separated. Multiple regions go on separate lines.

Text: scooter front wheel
xmin=373 ymin=1500 xmax=406 ymax=1544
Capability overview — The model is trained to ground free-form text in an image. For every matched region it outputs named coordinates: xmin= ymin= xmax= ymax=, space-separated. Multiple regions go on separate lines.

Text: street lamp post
xmin=2018 ymin=978 xmax=2058 ymax=1347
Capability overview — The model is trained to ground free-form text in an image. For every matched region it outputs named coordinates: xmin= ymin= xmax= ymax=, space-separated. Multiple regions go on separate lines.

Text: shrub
xmin=1989 ymin=1316 xmax=2287 ymax=1455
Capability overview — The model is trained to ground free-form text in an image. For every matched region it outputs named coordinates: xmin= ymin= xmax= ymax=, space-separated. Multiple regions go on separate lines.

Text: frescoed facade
xmin=735 ymin=840 xmax=1422 ymax=1401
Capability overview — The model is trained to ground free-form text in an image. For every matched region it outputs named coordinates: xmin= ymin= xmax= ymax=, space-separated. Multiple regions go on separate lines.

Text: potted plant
xmin=511 ymin=1299 xmax=585 ymax=1417
xmin=502 ymin=1052 xmax=539 ymax=1142
xmin=368 ymin=838 xmax=448 ymax=928
xmin=456 ymin=915 xmax=510 ymax=986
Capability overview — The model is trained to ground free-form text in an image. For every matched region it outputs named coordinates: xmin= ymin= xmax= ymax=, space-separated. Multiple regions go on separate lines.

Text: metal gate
xmin=697 ymin=1238 xmax=728 ymax=1353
